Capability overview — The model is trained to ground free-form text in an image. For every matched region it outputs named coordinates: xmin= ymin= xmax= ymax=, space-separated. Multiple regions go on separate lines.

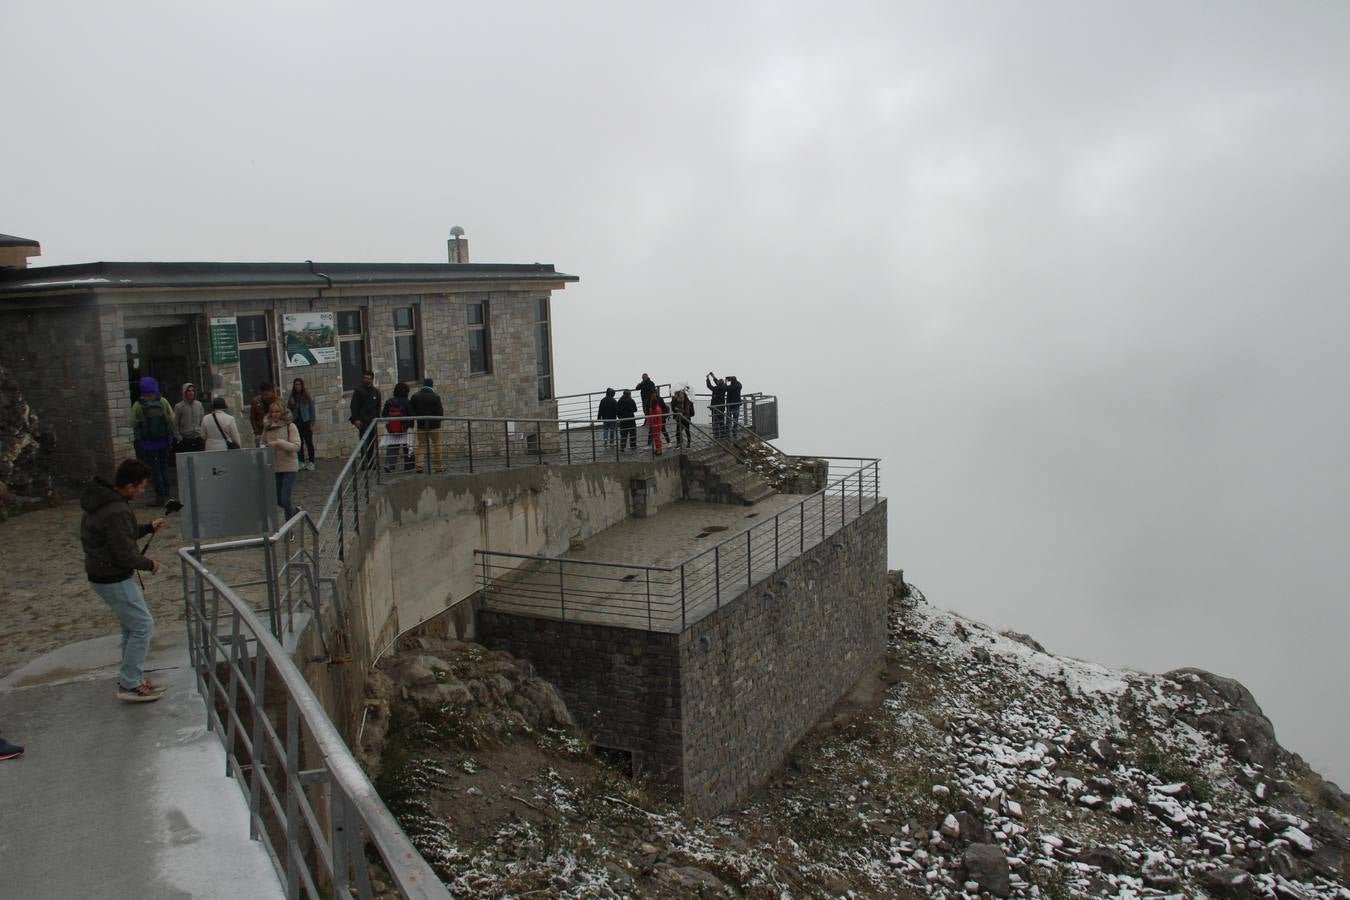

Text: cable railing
xmin=475 ymin=457 xmax=881 ymax=633
xmin=180 ymin=513 xmax=448 ymax=900
xmin=553 ymin=383 xmax=671 ymax=421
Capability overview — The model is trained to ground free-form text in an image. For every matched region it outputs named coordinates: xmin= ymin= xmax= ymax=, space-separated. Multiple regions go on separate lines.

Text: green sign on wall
xmin=210 ymin=316 xmax=239 ymax=364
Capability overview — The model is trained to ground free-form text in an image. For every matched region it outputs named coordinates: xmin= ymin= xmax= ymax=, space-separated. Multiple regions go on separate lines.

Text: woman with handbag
xmin=203 ymin=397 xmax=243 ymax=452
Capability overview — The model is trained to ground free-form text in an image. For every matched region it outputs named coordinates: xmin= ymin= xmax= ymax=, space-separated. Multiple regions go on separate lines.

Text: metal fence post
xmin=822 ymin=491 xmax=827 ymax=542
xmin=715 ymin=546 xmax=721 ymax=608
xmin=747 ymin=529 xmax=752 ymax=589
xmin=590 ymin=419 xmax=597 ymax=462
xmin=467 ymin=420 xmax=474 ymax=473
xmin=858 ymin=468 xmax=864 ymax=518
xmin=504 ymin=421 xmax=511 ymax=468
xmin=565 ymin=424 xmax=572 ymax=465
xmin=558 ymin=559 xmax=566 ymax=620
xmin=645 ymin=569 xmax=652 ymax=631
xmin=774 ymin=514 xmax=780 ymax=569
xmin=800 ymin=501 xmax=805 ymax=554
xmin=680 ymin=565 xmax=687 ymax=631
xmin=535 ymin=420 xmax=543 ymax=465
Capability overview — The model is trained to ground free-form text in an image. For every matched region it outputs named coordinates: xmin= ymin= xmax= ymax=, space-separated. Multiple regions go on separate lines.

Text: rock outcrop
xmin=0 ymin=363 xmax=56 ymax=517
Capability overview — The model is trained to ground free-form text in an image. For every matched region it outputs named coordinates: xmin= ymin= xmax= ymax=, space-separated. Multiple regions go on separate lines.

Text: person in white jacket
xmin=203 ymin=397 xmax=242 ymax=452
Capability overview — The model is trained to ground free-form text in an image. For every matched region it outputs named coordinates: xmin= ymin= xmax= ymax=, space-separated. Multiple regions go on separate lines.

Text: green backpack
xmin=139 ymin=400 xmax=171 ymax=441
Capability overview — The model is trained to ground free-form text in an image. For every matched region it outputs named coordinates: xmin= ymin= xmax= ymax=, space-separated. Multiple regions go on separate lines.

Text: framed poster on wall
xmin=282 ymin=312 xmax=337 ymax=367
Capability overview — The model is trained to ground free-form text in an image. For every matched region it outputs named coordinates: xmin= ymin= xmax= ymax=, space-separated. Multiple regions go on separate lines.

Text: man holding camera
xmin=80 ymin=459 xmax=169 ymax=703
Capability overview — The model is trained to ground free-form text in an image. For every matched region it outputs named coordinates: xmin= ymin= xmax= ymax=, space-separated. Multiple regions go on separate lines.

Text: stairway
xmin=682 ymin=445 xmax=777 ymax=506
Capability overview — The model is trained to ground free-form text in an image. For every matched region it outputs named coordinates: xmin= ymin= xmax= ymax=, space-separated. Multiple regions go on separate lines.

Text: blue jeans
xmin=143 ymin=446 xmax=171 ymax=500
xmin=275 ymin=471 xmax=297 ymax=521
xmin=90 ymin=578 xmax=154 ymax=690
xmin=602 ymin=420 xmax=617 ymax=445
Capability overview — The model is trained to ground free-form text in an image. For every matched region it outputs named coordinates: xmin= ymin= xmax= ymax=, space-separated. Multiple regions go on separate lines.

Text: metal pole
xmin=680 ymin=565 xmax=687 ymax=631
xmin=645 ymin=569 xmax=651 ymax=631
xmin=352 ymin=473 xmax=359 ymax=538
xmin=774 ymin=514 xmax=780 ymax=569
xmin=504 ymin=421 xmax=511 ymax=468
xmin=535 ymin=420 xmax=543 ymax=465
xmin=263 ymin=535 xmax=280 ymax=638
xmin=714 ymin=546 xmax=721 ymax=608
xmin=558 ymin=559 xmax=566 ymax=620
xmin=566 ymin=423 xmax=572 ymax=465
xmin=858 ymin=469 xmax=864 ymax=518
xmin=800 ymin=501 xmax=805 ymax=554
xmin=822 ymin=491 xmax=827 ymax=542
xmin=285 ymin=698 xmax=301 ymax=898
xmin=590 ymin=417 xmax=596 ymax=463
xmin=337 ymin=491 xmax=345 ymax=562
xmin=467 ymin=420 xmax=474 ymax=473
xmin=747 ymin=529 xmax=753 ymax=589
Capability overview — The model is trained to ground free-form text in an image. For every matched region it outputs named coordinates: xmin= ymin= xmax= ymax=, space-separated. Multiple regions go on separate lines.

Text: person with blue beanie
xmin=130 ymin=376 xmax=175 ymax=506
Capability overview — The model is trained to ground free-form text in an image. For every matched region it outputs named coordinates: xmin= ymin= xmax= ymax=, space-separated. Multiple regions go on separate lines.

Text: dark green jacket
xmin=80 ymin=478 xmax=154 ymax=583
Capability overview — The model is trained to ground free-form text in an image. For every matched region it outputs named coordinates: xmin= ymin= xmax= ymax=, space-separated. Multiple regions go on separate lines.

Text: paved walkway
xmin=0 ymin=633 xmax=284 ymax=899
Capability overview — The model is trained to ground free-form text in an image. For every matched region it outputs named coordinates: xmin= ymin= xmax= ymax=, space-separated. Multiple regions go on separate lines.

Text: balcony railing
xmin=474 ymin=457 xmax=881 ymax=633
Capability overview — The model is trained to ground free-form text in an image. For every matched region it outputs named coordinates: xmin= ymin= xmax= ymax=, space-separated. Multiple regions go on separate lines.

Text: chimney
xmin=447 ymin=226 xmax=470 ymax=263
xmin=0 ymin=234 xmax=41 ymax=269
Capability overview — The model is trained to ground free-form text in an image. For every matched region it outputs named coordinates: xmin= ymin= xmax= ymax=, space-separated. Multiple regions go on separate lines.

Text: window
xmin=337 ymin=310 xmax=366 ymax=391
xmin=468 ymin=299 xmax=491 ymax=374
xmin=237 ymin=314 xmax=274 ymax=403
xmin=393 ymin=306 xmax=420 ymax=384
xmin=534 ymin=297 xmax=552 ymax=400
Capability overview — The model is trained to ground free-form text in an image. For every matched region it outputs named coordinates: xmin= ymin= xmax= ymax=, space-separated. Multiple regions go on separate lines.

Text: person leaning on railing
xmin=597 ymin=388 xmax=619 ymax=447
xmin=671 ymin=388 xmax=694 ymax=448
xmin=706 ymin=373 xmax=727 ymax=439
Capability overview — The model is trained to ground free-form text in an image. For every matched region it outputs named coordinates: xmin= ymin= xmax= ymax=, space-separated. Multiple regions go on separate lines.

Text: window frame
xmin=337 ymin=309 xmax=368 ymax=393
xmin=392 ymin=304 xmax=421 ymax=385
xmin=534 ymin=296 xmax=552 ymax=400
xmin=467 ymin=298 xmax=492 ymax=375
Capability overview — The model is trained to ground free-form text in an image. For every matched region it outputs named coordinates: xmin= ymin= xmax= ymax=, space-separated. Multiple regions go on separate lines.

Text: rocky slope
xmin=367 ymin=573 xmax=1350 ymax=898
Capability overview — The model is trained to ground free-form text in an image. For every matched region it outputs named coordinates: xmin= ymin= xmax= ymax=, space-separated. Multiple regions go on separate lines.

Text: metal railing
xmin=693 ymin=391 xmax=777 ymax=439
xmin=475 ymin=457 xmax=881 ymax=633
xmin=180 ymin=512 xmax=448 ymax=900
xmin=553 ymin=383 xmax=671 ymax=421
xmin=314 ymin=412 xmax=776 ymax=568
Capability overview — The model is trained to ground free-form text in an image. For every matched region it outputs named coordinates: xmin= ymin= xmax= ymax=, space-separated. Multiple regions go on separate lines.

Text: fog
xmin=4 ymin=1 xmax=1347 ymax=781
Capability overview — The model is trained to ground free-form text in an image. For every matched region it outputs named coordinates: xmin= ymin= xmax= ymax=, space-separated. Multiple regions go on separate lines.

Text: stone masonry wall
xmin=0 ymin=304 xmax=112 ymax=482
xmin=678 ymin=500 xmax=888 ymax=814
xmin=476 ymin=615 xmax=685 ymax=783
xmin=0 ymin=287 xmax=559 ymax=482
xmin=475 ymin=501 xmax=888 ymax=814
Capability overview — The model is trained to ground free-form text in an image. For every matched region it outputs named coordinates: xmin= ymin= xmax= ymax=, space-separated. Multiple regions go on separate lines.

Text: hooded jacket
xmin=80 ymin=477 xmax=155 ymax=582
xmin=407 ymin=384 xmax=445 ymax=429
xmin=173 ymin=382 xmax=206 ymax=440
xmin=131 ymin=376 xmax=176 ymax=451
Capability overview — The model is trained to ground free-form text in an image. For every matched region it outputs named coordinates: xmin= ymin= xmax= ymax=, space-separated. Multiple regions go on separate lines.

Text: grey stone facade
xmin=0 ymin=263 xmax=574 ymax=484
xmin=477 ymin=500 xmax=889 ymax=814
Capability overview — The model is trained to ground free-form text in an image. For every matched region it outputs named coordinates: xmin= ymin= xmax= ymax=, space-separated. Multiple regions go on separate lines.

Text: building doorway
xmin=125 ymin=319 xmax=203 ymax=406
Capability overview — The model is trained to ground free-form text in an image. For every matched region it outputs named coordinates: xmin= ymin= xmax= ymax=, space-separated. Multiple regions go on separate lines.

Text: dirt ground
xmin=0 ymin=464 xmax=339 ymax=679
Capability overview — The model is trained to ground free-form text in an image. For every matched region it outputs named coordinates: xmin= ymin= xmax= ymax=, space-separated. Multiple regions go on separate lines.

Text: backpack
xmin=386 ymin=399 xmax=410 ymax=433
xmin=139 ymin=400 xmax=171 ymax=441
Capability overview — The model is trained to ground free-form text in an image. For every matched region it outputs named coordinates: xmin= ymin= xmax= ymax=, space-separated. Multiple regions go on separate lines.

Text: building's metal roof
xmin=0 ymin=233 xmax=41 ymax=248
xmin=0 ymin=260 xmax=578 ymax=295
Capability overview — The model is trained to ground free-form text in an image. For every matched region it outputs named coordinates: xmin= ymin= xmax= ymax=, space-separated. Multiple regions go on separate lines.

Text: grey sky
xmin=5 ymin=1 xmax=1348 ymax=781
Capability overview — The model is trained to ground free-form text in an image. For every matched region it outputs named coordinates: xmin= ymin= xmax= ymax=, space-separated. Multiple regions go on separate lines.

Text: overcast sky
xmin=5 ymin=1 xmax=1347 ymax=782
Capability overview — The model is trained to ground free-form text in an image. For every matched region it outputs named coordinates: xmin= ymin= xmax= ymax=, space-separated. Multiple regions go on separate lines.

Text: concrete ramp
xmin=0 ymin=634 xmax=283 ymax=899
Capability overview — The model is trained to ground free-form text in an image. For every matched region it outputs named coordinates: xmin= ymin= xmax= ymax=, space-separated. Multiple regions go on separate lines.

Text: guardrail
xmin=474 ymin=457 xmax=881 ymax=632
xmin=180 ymin=511 xmax=449 ymax=900
xmin=314 ymin=412 xmax=771 ymax=568
xmin=554 ymin=383 xmax=671 ymax=421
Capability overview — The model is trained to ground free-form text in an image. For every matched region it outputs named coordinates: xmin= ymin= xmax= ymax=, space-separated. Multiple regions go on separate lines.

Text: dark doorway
xmin=125 ymin=323 xmax=198 ymax=406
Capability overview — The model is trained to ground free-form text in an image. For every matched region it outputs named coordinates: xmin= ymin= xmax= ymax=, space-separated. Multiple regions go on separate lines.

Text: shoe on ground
xmin=117 ymin=683 xmax=166 ymax=703
xmin=0 ymin=737 xmax=23 ymax=760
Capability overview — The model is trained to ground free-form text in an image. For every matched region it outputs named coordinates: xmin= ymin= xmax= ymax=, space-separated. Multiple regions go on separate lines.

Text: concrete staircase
xmin=682 ymin=445 xmax=777 ymax=506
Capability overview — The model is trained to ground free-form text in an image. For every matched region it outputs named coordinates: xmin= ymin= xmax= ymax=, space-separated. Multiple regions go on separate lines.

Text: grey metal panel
xmin=178 ymin=448 xmax=276 ymax=540
xmin=752 ymin=398 xmax=779 ymax=440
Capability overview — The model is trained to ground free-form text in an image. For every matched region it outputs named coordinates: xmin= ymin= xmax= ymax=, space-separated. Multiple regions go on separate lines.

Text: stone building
xmin=0 ymin=256 xmax=577 ymax=482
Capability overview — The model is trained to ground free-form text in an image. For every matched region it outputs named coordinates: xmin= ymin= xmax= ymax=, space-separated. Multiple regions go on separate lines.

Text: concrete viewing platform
xmin=483 ymin=493 xmax=882 ymax=631
xmin=0 ymin=633 xmax=284 ymax=899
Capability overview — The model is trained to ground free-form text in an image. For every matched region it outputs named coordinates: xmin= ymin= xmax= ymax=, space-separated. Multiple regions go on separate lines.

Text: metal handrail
xmin=475 ymin=457 xmax=881 ymax=632
xmin=554 ymin=383 xmax=671 ymax=421
xmin=179 ymin=547 xmax=449 ymax=900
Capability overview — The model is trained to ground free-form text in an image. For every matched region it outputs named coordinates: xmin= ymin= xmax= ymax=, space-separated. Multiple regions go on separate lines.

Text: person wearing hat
xmin=173 ymin=382 xmax=206 ymax=454
xmin=130 ymin=376 xmax=176 ymax=506
xmin=407 ymin=377 xmax=445 ymax=473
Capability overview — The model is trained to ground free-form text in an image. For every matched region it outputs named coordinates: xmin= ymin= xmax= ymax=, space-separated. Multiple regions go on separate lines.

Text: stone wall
xmin=679 ymin=500 xmax=888 ymax=813
xmin=0 ymin=303 xmax=112 ymax=481
xmin=476 ymin=614 xmax=685 ymax=782
xmin=476 ymin=500 xmax=889 ymax=814
xmin=0 ymin=287 xmax=560 ymax=482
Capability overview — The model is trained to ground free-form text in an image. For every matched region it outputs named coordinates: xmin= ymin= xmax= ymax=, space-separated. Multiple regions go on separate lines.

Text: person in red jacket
xmin=646 ymin=396 xmax=664 ymax=456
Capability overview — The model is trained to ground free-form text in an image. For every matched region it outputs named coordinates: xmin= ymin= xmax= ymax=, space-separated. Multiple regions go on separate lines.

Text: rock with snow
xmin=1202 ymin=865 xmax=1258 ymax=898
xmin=963 ymin=843 xmax=1012 ymax=898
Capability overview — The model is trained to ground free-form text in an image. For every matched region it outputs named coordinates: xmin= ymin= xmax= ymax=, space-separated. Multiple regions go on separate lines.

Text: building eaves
xmin=0 ymin=260 xmax=579 ymax=296
xmin=0 ymin=233 xmax=42 ymax=248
